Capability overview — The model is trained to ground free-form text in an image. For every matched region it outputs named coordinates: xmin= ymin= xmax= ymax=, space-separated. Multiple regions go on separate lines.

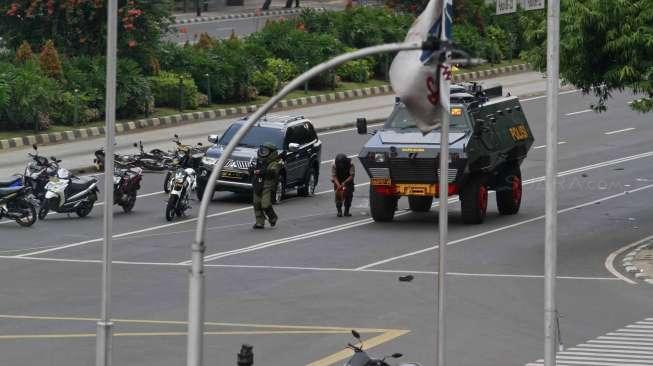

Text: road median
xmin=0 ymin=64 xmax=531 ymax=152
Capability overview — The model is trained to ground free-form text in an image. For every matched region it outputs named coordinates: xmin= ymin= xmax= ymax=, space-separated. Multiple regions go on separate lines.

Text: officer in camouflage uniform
xmin=251 ymin=142 xmax=282 ymax=229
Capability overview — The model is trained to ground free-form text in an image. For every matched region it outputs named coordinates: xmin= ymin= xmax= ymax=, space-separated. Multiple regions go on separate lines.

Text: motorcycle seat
xmin=67 ymin=178 xmax=95 ymax=194
xmin=0 ymin=176 xmax=22 ymax=188
xmin=0 ymin=186 xmax=23 ymax=197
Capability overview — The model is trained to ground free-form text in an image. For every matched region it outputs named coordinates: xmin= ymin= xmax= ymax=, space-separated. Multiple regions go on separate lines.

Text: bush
xmin=338 ymin=58 xmax=373 ymax=82
xmin=116 ymin=58 xmax=153 ymax=118
xmin=50 ymin=91 xmax=97 ymax=126
xmin=252 ymin=70 xmax=278 ymax=96
xmin=452 ymin=23 xmax=484 ymax=58
xmin=0 ymin=61 xmax=59 ymax=131
xmin=149 ymin=71 xmax=199 ymax=109
xmin=39 ymin=40 xmax=63 ymax=79
xmin=15 ymin=41 xmax=33 ymax=63
xmin=263 ymin=58 xmax=296 ymax=82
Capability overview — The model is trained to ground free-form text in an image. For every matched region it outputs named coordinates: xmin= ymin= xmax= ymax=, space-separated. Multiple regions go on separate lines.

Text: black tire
xmin=496 ymin=165 xmax=522 ymax=215
xmin=38 ymin=206 xmax=49 ymax=220
xmin=369 ymin=185 xmax=396 ymax=222
xmin=460 ymin=176 xmax=488 ymax=224
xmin=272 ymin=176 xmax=286 ymax=204
xmin=15 ymin=202 xmax=37 ymax=227
xmin=196 ymin=180 xmax=206 ymax=201
xmin=408 ymin=196 xmax=433 ymax=212
xmin=76 ymin=200 xmax=95 ymax=218
xmin=165 ymin=195 xmax=178 ymax=221
xmin=163 ymin=171 xmax=173 ymax=193
xmin=121 ymin=192 xmax=137 ymax=213
xmin=297 ymin=167 xmax=317 ymax=197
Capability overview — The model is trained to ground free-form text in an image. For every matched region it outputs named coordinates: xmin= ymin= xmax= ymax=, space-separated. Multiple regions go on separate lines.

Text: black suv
xmin=196 ymin=114 xmax=322 ymax=202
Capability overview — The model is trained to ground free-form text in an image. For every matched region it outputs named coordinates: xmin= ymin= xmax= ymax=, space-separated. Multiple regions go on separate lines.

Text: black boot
xmin=344 ymin=205 xmax=351 ymax=217
xmin=336 ymin=203 xmax=343 ymax=217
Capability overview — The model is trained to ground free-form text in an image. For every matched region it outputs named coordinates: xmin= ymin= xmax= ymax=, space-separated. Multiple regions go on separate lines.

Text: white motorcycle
xmin=165 ymin=167 xmax=196 ymax=221
xmin=39 ymin=167 xmax=99 ymax=219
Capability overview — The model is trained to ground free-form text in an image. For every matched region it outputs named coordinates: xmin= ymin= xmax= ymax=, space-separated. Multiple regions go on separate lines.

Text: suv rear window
xmin=220 ymin=124 xmax=285 ymax=149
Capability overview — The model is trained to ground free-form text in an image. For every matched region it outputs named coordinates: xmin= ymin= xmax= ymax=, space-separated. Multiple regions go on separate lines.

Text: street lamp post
xmin=204 ymin=73 xmax=211 ymax=104
xmin=73 ymin=88 xmax=80 ymax=126
xmin=179 ymin=76 xmax=185 ymax=112
xmin=96 ymin=0 xmax=117 ymax=365
xmin=186 ymin=41 xmax=429 ymax=366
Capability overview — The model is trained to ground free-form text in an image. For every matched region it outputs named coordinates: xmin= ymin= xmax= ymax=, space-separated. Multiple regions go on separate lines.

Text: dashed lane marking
xmin=526 ymin=317 xmax=653 ymax=366
xmin=534 ymin=141 xmax=566 ymax=149
xmin=565 ymin=109 xmax=592 ymax=116
xmin=605 ymin=127 xmax=636 ymax=135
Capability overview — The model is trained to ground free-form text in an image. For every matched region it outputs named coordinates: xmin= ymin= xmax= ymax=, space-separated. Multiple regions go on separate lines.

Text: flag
xmin=389 ymin=0 xmax=453 ymax=133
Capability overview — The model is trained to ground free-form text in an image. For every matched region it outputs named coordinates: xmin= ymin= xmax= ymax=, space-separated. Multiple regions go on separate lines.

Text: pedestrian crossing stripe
xmin=526 ymin=317 xmax=653 ymax=366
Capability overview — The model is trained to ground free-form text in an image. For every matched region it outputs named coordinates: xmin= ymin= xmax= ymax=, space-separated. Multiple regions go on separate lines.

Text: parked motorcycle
xmin=113 ymin=163 xmax=143 ymax=213
xmin=23 ymin=144 xmax=59 ymax=204
xmin=162 ymin=135 xmax=204 ymax=193
xmin=0 ymin=176 xmax=38 ymax=227
xmin=165 ymin=167 xmax=196 ymax=221
xmin=131 ymin=141 xmax=173 ymax=171
xmin=93 ymin=148 xmax=136 ymax=172
xmin=39 ymin=165 xmax=99 ymax=219
xmin=344 ymin=330 xmax=420 ymax=366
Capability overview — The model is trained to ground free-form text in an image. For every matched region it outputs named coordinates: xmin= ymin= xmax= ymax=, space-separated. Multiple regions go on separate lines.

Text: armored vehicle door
xmin=471 ymin=112 xmax=501 ymax=151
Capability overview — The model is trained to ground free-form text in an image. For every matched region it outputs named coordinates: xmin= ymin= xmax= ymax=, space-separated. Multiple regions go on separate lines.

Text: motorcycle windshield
xmin=346 ymin=352 xmax=371 ymax=366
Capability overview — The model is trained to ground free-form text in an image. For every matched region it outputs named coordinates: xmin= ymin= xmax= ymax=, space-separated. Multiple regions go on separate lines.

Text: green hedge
xmin=150 ymin=71 xmax=199 ymax=109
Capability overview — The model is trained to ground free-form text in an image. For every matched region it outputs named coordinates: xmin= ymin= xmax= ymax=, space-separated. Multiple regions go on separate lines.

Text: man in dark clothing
xmin=261 ymin=0 xmax=271 ymax=10
xmin=284 ymin=0 xmax=299 ymax=8
xmin=251 ymin=142 xmax=282 ymax=229
xmin=331 ymin=154 xmax=355 ymax=217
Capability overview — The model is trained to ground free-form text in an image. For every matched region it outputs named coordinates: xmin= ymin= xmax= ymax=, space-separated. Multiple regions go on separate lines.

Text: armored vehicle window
xmin=220 ymin=124 xmax=285 ymax=149
xmin=384 ymin=103 xmax=469 ymax=131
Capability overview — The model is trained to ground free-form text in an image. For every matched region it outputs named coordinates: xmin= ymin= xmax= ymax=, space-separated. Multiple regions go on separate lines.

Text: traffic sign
xmin=523 ymin=0 xmax=545 ymax=10
xmin=496 ymin=0 xmax=517 ymax=14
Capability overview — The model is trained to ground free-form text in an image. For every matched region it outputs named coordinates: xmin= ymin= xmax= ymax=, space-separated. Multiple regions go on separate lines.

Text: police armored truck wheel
xmin=408 ymin=196 xmax=433 ymax=212
xmin=370 ymin=185 xmax=396 ymax=222
xmin=496 ymin=165 xmax=522 ymax=215
xmin=460 ymin=176 xmax=488 ymax=224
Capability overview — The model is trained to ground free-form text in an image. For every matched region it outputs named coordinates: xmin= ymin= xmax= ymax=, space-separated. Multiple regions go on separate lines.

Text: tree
xmin=39 ymin=39 xmax=62 ymax=79
xmin=524 ymin=0 xmax=653 ymax=112
xmin=0 ymin=0 xmax=173 ymax=68
xmin=15 ymin=40 xmax=32 ymax=63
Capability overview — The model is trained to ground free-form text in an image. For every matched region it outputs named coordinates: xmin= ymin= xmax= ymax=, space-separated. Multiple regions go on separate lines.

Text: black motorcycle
xmin=131 ymin=140 xmax=173 ymax=171
xmin=23 ymin=144 xmax=59 ymax=205
xmin=0 ymin=176 xmax=38 ymax=227
xmin=93 ymin=148 xmax=135 ymax=172
xmin=163 ymin=135 xmax=204 ymax=193
xmin=344 ymin=330 xmax=419 ymax=366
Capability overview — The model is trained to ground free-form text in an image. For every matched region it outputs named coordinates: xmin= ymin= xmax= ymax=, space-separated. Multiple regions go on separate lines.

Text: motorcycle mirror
xmin=133 ymin=142 xmax=138 ymax=147
xmin=174 ymin=134 xmax=179 ymax=138
xmin=32 ymin=143 xmax=38 ymax=151
xmin=391 ymin=353 xmax=403 ymax=359
xmin=50 ymin=156 xmax=57 ymax=161
xmin=351 ymin=330 xmax=361 ymax=340
xmin=197 ymin=142 xmax=203 ymax=146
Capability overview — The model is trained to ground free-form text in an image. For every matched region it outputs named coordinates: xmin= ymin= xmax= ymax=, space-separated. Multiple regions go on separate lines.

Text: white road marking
xmin=526 ymin=318 xmax=653 ymax=366
xmin=0 ymin=255 xmax=620 ymax=280
xmin=605 ymin=127 xmax=636 ymax=135
xmin=356 ymin=183 xmax=653 ymax=270
xmin=520 ymin=89 xmax=579 ymax=102
xmin=533 ymin=141 xmax=566 ymax=149
xmin=603 ymin=234 xmax=651 ymax=284
xmin=16 ymin=150 xmax=653 ymax=259
xmin=565 ymin=109 xmax=592 ymax=116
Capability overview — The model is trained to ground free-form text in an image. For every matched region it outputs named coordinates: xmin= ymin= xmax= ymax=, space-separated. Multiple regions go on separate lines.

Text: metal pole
xmin=186 ymin=42 xmax=423 ymax=366
xmin=96 ymin=0 xmax=117 ymax=365
xmin=544 ymin=0 xmax=560 ymax=366
xmin=436 ymin=92 xmax=449 ymax=366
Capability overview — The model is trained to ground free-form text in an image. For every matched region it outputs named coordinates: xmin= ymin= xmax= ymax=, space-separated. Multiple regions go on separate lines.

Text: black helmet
xmin=335 ymin=153 xmax=349 ymax=166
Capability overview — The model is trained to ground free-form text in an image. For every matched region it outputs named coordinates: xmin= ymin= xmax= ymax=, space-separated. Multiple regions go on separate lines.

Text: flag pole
xmin=436 ymin=2 xmax=452 ymax=366
xmin=544 ymin=0 xmax=560 ymax=365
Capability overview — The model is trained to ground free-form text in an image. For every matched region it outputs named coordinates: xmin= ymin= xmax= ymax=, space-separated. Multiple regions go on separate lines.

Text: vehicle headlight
xmin=374 ymin=152 xmax=386 ymax=163
xmin=202 ymin=156 xmax=218 ymax=166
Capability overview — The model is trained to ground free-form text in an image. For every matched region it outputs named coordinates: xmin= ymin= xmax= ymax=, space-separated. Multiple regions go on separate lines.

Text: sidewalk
xmin=172 ymin=0 xmax=348 ymax=23
xmin=0 ymin=71 xmax=550 ymax=177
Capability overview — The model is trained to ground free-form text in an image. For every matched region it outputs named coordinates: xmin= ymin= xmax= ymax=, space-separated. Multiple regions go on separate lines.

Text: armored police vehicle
xmin=357 ymin=83 xmax=534 ymax=224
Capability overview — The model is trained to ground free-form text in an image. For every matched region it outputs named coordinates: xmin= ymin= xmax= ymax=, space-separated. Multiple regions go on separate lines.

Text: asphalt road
xmin=1 ymin=88 xmax=652 ymax=366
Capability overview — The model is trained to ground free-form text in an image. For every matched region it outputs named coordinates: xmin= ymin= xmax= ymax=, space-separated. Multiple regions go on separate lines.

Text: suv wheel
xmin=273 ymin=176 xmax=286 ymax=204
xmin=298 ymin=167 xmax=317 ymax=196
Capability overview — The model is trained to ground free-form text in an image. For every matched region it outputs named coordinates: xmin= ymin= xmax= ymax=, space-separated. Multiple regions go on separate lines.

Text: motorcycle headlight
xmin=374 ymin=152 xmax=386 ymax=163
xmin=175 ymin=177 xmax=185 ymax=184
xmin=202 ymin=156 xmax=218 ymax=166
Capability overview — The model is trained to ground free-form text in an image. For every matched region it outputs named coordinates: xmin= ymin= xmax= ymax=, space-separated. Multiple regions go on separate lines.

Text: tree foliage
xmin=39 ymin=39 xmax=62 ymax=79
xmin=524 ymin=0 xmax=653 ymax=112
xmin=0 ymin=0 xmax=173 ymax=65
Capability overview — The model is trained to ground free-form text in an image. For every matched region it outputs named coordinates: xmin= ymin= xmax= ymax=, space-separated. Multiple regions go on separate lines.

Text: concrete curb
xmin=624 ymin=242 xmax=653 ymax=284
xmin=0 ymin=64 xmax=531 ymax=152
xmin=173 ymin=7 xmax=311 ymax=24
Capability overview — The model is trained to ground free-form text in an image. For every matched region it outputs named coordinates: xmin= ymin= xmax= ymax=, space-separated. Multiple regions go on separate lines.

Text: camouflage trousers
xmin=253 ymin=188 xmax=277 ymax=226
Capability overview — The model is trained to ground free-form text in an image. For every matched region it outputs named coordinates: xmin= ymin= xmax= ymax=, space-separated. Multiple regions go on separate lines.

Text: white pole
xmin=544 ymin=0 xmax=560 ymax=365
xmin=185 ymin=42 xmax=425 ymax=366
xmin=96 ymin=0 xmax=117 ymax=365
